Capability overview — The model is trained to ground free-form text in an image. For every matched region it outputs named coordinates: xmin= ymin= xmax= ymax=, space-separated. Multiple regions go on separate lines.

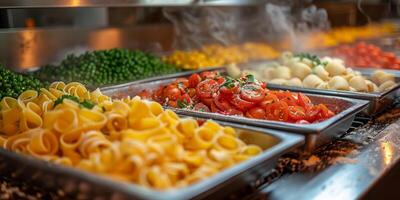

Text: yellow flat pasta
xmin=0 ymin=81 xmax=263 ymax=190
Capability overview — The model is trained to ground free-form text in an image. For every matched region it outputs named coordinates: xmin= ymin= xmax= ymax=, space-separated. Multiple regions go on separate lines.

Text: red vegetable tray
xmin=101 ymin=75 xmax=368 ymax=150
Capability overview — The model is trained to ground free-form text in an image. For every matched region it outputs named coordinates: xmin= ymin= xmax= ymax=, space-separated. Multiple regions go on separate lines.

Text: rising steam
xmin=163 ymin=1 xmax=329 ymax=51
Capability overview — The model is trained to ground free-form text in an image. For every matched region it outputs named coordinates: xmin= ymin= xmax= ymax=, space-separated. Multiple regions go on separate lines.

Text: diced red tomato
xmin=188 ymin=74 xmax=201 ymax=88
xmin=220 ymin=82 xmax=240 ymax=95
xmin=230 ymin=94 xmax=255 ymax=111
xmin=173 ymin=78 xmax=189 ymax=89
xmin=240 ymin=83 xmax=265 ymax=103
xmin=193 ymin=103 xmax=210 ymax=112
xmin=246 ymin=107 xmax=266 ymax=119
xmin=137 ymin=90 xmax=152 ymax=100
xmin=179 ymin=94 xmax=192 ymax=105
xmin=196 ymin=79 xmax=219 ymax=99
xmin=168 ymin=100 xmax=178 ymax=108
xmin=223 ymin=108 xmax=244 ymax=116
xmin=163 ymin=85 xmax=181 ymax=101
xmin=200 ymin=71 xmax=219 ymax=79
xmin=214 ymin=93 xmax=233 ymax=111
xmin=288 ymin=106 xmax=306 ymax=121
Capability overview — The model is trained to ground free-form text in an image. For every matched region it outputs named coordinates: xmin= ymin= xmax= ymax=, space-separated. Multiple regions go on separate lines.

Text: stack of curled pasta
xmin=0 ymin=82 xmax=262 ymax=189
xmin=227 ymin=52 xmax=397 ymax=93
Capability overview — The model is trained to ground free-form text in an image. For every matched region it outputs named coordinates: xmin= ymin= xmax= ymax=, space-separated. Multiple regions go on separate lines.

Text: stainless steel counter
xmin=246 ymin=116 xmax=400 ymax=200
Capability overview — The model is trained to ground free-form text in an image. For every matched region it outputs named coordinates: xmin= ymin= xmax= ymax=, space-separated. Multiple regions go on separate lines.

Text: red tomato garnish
xmin=187 ymin=88 xmax=197 ymax=97
xmin=163 ymin=85 xmax=181 ymax=101
xmin=193 ymin=103 xmax=210 ymax=112
xmin=223 ymin=108 xmax=244 ymax=116
xmin=196 ymin=79 xmax=219 ymax=99
xmin=153 ymin=87 xmax=164 ymax=103
xmin=200 ymin=71 xmax=219 ymax=80
xmin=297 ymin=93 xmax=311 ymax=108
xmin=288 ymin=106 xmax=306 ymax=121
xmin=137 ymin=90 xmax=152 ymax=100
xmin=173 ymin=78 xmax=189 ymax=88
xmin=201 ymin=97 xmax=213 ymax=107
xmin=168 ymin=100 xmax=178 ymax=108
xmin=260 ymin=81 xmax=267 ymax=89
xmin=220 ymin=82 xmax=240 ymax=95
xmin=240 ymin=83 xmax=265 ymax=103
xmin=246 ymin=107 xmax=266 ymax=119
xmin=216 ymin=76 xmax=225 ymax=85
xmin=188 ymin=74 xmax=201 ymax=88
xmin=214 ymin=93 xmax=232 ymax=111
xmin=260 ymin=93 xmax=279 ymax=107
xmin=230 ymin=94 xmax=255 ymax=111
xmin=179 ymin=93 xmax=192 ymax=105
xmin=210 ymin=101 xmax=221 ymax=113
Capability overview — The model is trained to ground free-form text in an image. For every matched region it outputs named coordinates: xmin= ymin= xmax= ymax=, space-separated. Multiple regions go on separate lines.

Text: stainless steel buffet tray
xmin=0 ymin=122 xmax=303 ymax=200
xmin=266 ymin=78 xmax=400 ymax=116
xmin=241 ymin=62 xmax=400 ymax=116
xmin=102 ymin=77 xmax=368 ymax=151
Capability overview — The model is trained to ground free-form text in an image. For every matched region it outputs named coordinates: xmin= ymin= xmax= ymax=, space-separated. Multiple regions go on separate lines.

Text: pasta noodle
xmin=0 ymin=82 xmax=263 ymax=189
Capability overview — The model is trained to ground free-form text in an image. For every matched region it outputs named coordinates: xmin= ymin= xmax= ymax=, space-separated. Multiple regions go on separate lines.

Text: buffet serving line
xmin=1 ymin=4 xmax=400 ymax=200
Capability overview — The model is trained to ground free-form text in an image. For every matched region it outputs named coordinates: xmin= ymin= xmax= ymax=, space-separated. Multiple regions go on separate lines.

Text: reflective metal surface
xmin=0 ymin=25 xmax=174 ymax=70
xmin=0 ymin=122 xmax=303 ymax=200
xmin=248 ymin=118 xmax=400 ymax=200
xmin=0 ymin=0 xmax=264 ymax=8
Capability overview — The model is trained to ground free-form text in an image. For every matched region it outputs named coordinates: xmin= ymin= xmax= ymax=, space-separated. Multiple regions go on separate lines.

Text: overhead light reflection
xmin=381 ymin=141 xmax=394 ymax=166
xmin=19 ymin=30 xmax=38 ymax=70
xmin=72 ymin=0 xmax=81 ymax=6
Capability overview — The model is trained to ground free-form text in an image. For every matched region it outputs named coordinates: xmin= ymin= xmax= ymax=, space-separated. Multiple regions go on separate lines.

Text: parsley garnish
xmin=246 ymin=74 xmax=255 ymax=83
xmin=54 ymin=95 xmax=96 ymax=109
xmin=81 ymin=100 xmax=95 ymax=109
xmin=54 ymin=95 xmax=80 ymax=107
xmin=220 ymin=79 xmax=236 ymax=89
xmin=177 ymin=99 xmax=189 ymax=108
xmin=295 ymin=53 xmax=327 ymax=67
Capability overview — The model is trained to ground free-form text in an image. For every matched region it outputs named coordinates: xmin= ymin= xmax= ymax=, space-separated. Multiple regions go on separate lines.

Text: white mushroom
xmin=287 ymin=78 xmax=303 ymax=87
xmin=371 ymin=70 xmax=395 ymax=85
xmin=328 ymin=76 xmax=349 ymax=90
xmin=290 ymin=62 xmax=312 ymax=80
xmin=279 ymin=51 xmax=294 ymax=66
xmin=365 ymin=80 xmax=379 ymax=93
xmin=349 ymin=76 xmax=368 ymax=92
xmin=379 ymin=80 xmax=396 ymax=92
xmin=303 ymin=74 xmax=324 ymax=88
xmin=300 ymin=58 xmax=314 ymax=68
xmin=313 ymin=65 xmax=330 ymax=80
xmin=325 ymin=60 xmax=347 ymax=76
xmin=273 ymin=66 xmax=291 ymax=80
xmin=269 ymin=78 xmax=288 ymax=85
xmin=262 ymin=67 xmax=276 ymax=81
xmin=316 ymin=82 xmax=328 ymax=89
